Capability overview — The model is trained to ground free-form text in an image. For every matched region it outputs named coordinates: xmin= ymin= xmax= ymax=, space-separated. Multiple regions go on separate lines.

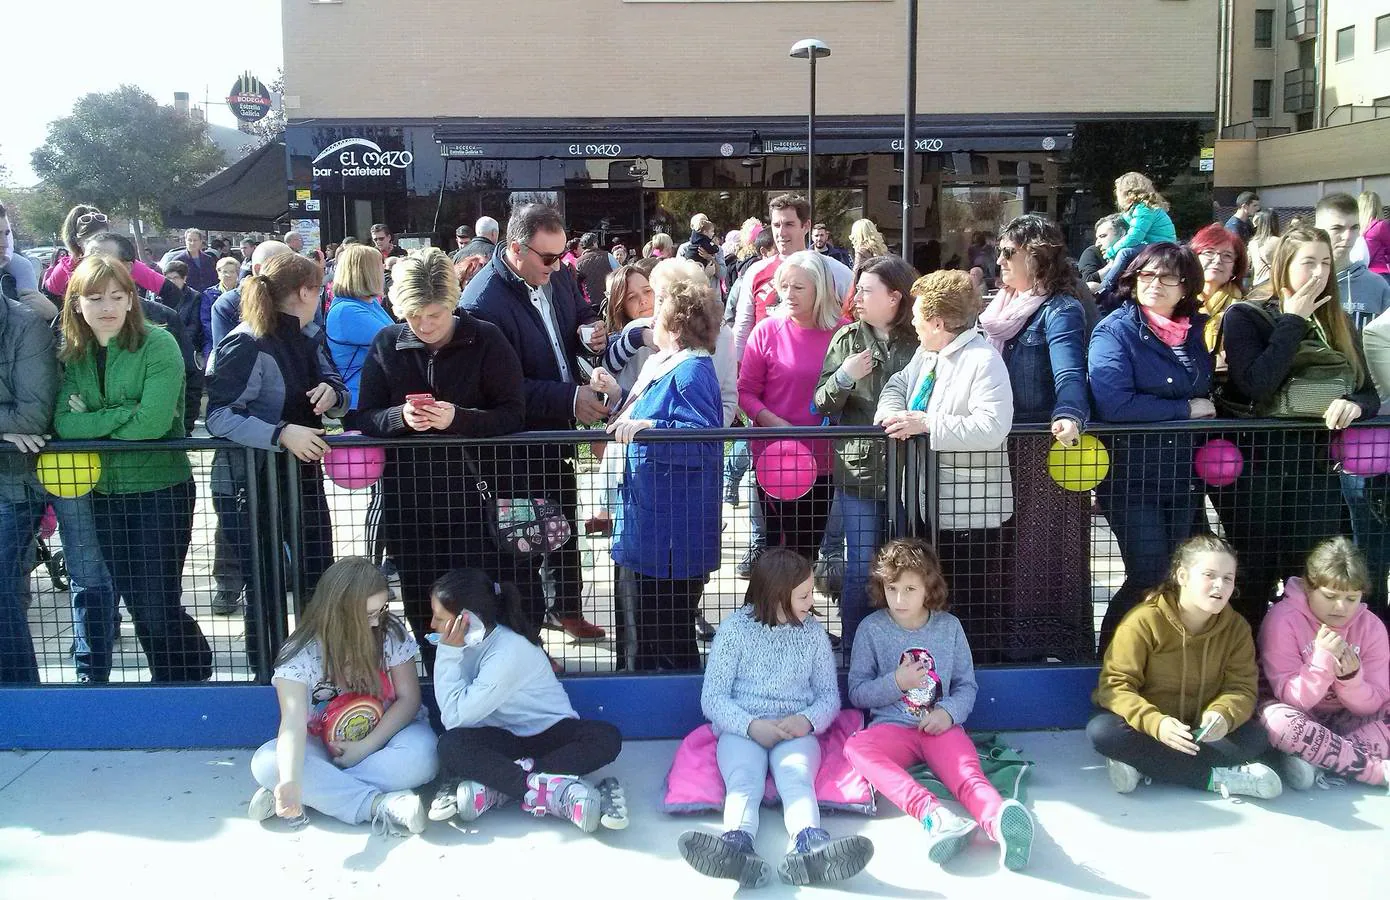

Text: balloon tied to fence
xmin=1047 ymin=434 xmax=1109 ymax=492
xmin=36 ymin=451 xmax=102 ymax=498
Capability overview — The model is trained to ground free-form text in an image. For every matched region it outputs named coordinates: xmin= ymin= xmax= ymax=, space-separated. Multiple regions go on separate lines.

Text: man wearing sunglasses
xmin=461 ymin=202 xmax=609 ymax=641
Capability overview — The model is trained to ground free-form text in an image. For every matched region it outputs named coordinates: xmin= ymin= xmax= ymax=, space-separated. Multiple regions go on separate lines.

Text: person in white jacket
xmin=875 ymin=270 xmax=1015 ymax=661
xmin=428 ymin=568 xmax=626 ymax=833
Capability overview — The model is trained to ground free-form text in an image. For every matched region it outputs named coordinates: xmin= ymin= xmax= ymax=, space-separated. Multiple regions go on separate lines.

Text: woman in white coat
xmin=875 ymin=270 xmax=1015 ymax=661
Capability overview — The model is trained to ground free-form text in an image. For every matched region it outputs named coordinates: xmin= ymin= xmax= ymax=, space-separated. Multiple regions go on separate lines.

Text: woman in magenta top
xmin=43 ymin=205 xmax=169 ymax=298
xmin=737 ymin=250 xmax=841 ymax=562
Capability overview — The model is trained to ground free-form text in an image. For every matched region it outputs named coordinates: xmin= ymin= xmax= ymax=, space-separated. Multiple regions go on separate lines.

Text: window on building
xmin=1377 ymin=14 xmax=1390 ymax=52
xmin=1255 ymin=9 xmax=1274 ymax=48
xmin=888 ymin=184 xmax=903 ymax=203
xmin=1298 ymin=37 xmax=1316 ymax=67
xmin=1336 ymin=25 xmax=1355 ymax=62
xmin=1253 ymin=79 xmax=1273 ymax=118
xmin=1296 ymin=111 xmax=1315 ymax=131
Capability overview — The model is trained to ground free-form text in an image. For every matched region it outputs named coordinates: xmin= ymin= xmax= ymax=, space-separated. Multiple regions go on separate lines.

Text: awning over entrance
xmin=432 ymin=115 xmax=1073 ymax=160
xmin=164 ymin=140 xmax=287 ymax=232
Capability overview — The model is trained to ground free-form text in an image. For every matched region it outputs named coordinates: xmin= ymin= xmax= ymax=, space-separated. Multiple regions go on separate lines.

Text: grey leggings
xmin=717 ymin=732 xmax=820 ymax=844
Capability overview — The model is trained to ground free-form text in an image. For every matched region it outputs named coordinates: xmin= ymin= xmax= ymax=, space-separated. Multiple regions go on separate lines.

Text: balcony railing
xmin=1283 ymin=67 xmax=1317 ymax=114
xmin=1322 ymin=105 xmax=1390 ymax=127
xmin=1219 ymin=122 xmax=1293 ymax=140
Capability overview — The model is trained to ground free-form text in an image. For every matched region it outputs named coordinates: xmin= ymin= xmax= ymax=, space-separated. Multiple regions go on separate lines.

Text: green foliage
xmin=244 ymin=69 xmax=286 ymax=153
xmin=30 ymin=85 xmax=224 ymax=229
xmin=1067 ymin=121 xmax=1205 ymax=201
xmin=0 ymin=183 xmax=72 ymax=244
xmin=650 ymin=189 xmax=861 ymax=245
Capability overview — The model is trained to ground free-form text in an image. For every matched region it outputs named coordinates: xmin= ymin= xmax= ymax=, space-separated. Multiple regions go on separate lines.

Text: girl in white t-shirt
xmin=248 ymin=557 xmax=438 ymax=835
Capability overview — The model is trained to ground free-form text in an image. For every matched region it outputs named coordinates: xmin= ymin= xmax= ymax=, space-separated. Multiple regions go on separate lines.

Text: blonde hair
xmin=390 ymin=247 xmax=459 ymax=317
xmin=850 ymin=219 xmax=889 ymax=257
xmin=773 ymin=250 xmax=842 ymax=331
xmin=649 ymin=257 xmax=709 ymax=298
xmin=910 ymin=270 xmax=981 ymax=333
xmin=331 ymin=244 xmax=385 ymax=300
xmin=215 ymin=256 xmax=240 ymax=275
xmin=274 ymin=557 xmax=402 ymax=697
xmin=1304 ymin=536 xmax=1370 ymax=594
xmin=648 ymin=233 xmax=674 ymax=258
xmin=240 ymin=253 xmax=323 ymax=338
xmin=1268 ymin=225 xmax=1365 ymax=388
xmin=60 ymin=255 xmax=148 ymax=363
xmin=690 ymin=213 xmax=713 ymax=234
xmin=736 ymin=217 xmax=764 ymax=261
xmin=1114 ymin=172 xmax=1170 ymax=212
xmin=1359 ymin=191 xmax=1385 ymax=230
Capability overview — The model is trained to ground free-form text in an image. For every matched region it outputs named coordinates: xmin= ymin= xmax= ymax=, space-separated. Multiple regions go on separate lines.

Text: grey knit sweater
xmin=701 ymin=606 xmax=841 ymax=737
xmin=847 ymin=608 xmax=978 ymax=728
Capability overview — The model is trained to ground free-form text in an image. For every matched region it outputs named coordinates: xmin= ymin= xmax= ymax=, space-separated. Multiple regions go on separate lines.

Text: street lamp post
xmin=902 ymin=0 xmax=918 ymax=257
xmin=789 ymin=39 xmax=831 ymax=226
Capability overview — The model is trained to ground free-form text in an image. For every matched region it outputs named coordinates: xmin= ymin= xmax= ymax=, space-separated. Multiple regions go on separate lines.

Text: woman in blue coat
xmin=326 ymin=244 xmax=395 ymax=410
xmin=1088 ymin=243 xmax=1216 ymax=653
xmin=603 ymin=274 xmax=724 ymax=671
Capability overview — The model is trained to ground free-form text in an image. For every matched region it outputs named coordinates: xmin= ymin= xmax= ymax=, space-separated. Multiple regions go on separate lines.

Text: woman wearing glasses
xmin=43 ymin=205 xmax=172 ymax=300
xmin=1088 ymin=243 xmax=1216 ymax=653
xmin=1189 ymin=224 xmax=1249 ymax=355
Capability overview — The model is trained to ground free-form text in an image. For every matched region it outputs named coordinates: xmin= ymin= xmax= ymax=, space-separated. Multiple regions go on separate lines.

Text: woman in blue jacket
xmin=978 ymin=215 xmax=1097 ymax=662
xmin=1088 ymin=243 xmax=1215 ymax=653
xmin=603 ymin=274 xmax=724 ymax=671
xmin=326 ymin=244 xmax=395 ymax=410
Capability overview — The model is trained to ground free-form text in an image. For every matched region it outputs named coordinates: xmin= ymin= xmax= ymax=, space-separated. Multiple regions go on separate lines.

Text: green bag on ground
xmin=908 ymin=732 xmax=1034 ymax=804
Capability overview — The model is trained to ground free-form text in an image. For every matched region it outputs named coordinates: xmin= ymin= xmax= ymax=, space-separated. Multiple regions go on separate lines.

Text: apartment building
xmin=1216 ymin=0 xmax=1390 ymax=206
xmin=281 ymin=0 xmax=1215 ymax=261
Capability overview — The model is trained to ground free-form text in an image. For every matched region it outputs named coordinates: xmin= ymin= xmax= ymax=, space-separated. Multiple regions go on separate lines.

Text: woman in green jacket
xmin=813 ymin=255 xmax=920 ymax=649
xmin=54 ymin=255 xmax=210 ymax=682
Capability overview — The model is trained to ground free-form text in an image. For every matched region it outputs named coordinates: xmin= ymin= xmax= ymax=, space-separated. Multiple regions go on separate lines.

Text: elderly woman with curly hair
xmin=876 ymin=271 xmax=1014 ymax=660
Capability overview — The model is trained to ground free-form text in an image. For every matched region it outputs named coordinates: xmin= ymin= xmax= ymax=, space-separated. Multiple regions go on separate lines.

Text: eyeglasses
xmin=523 ymin=242 xmax=565 ymax=267
xmin=1135 ymin=270 xmax=1183 ymax=287
xmin=76 ymin=212 xmax=109 ymax=228
xmin=371 ymin=234 xmax=391 ymax=243
xmin=998 ymin=246 xmax=1018 ymax=261
xmin=1197 ymin=250 xmax=1237 ymax=265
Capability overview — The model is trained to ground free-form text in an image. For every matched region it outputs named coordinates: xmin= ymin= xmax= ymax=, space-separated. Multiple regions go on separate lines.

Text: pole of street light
xmin=902 ymin=0 xmax=918 ymax=258
xmin=790 ymin=39 xmax=831 ymax=227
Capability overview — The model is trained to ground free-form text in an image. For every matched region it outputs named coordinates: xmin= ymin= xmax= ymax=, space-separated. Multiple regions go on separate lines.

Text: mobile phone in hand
xmin=405 ymin=393 xmax=437 ymax=408
xmin=1191 ymin=720 xmax=1216 ymax=743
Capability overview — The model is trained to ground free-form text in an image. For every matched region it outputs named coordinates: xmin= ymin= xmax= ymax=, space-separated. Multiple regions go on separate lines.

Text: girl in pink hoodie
xmin=1258 ymin=537 xmax=1390 ymax=790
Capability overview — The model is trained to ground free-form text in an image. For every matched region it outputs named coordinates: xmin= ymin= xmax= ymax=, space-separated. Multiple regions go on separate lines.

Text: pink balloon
xmin=1194 ymin=438 xmax=1244 ymax=487
xmin=323 ymin=433 xmax=386 ymax=489
xmin=1332 ymin=427 xmax=1390 ymax=477
xmin=755 ymin=440 xmax=817 ymax=501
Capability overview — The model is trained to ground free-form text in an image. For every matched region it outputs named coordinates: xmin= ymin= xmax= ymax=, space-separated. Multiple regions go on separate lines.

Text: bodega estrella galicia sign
xmin=226 ymin=72 xmax=272 ymax=124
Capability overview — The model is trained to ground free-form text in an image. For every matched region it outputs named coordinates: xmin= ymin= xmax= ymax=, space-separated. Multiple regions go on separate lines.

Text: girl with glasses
xmin=42 ymin=205 xmax=172 ymax=300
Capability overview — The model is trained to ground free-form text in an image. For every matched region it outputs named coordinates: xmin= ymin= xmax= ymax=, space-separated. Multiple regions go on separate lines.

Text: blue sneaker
xmin=777 ymin=826 xmax=874 ymax=886
xmin=678 ymin=829 xmax=772 ymax=888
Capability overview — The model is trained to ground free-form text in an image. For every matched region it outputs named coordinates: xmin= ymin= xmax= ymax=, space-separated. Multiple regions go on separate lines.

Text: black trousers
xmin=758 ymin=475 xmax=833 ymax=562
xmin=631 ymin=572 xmax=705 ymax=672
xmin=1087 ymin=712 xmax=1269 ymax=790
xmin=436 ymin=718 xmax=623 ymax=799
xmin=935 ymin=524 xmax=1011 ymax=665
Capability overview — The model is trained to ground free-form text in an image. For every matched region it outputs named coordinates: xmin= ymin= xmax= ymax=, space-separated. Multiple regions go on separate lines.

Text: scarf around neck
xmin=978 ymin=287 xmax=1048 ymax=351
xmin=1140 ymin=305 xmax=1192 ymax=348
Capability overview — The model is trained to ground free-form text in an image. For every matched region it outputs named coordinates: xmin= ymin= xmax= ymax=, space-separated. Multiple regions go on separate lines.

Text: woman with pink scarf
xmin=977 ymin=215 xmax=1097 ymax=663
xmin=1087 ymin=243 xmax=1216 ymax=653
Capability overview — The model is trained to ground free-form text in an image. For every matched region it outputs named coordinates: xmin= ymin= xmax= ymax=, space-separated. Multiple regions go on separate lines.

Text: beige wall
xmin=1215 ymin=115 xmax=1390 ymax=187
xmin=282 ymin=0 xmax=1216 ymax=120
xmin=1322 ymin=1 xmax=1390 ymax=109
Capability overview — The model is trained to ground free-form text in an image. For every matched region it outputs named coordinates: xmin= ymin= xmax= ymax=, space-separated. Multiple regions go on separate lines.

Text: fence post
xmin=924 ymin=436 xmax=939 ymax=547
xmin=284 ymin=455 xmax=305 ymax=618
xmin=885 ymin=434 xmax=902 ymax=539
xmin=244 ymin=447 xmax=273 ymax=684
xmin=264 ymin=451 xmax=288 ymax=654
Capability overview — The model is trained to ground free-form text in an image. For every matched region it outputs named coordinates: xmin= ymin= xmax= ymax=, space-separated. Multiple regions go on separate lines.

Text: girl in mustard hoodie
xmin=1258 ymin=537 xmax=1390 ymax=791
xmin=1089 ymin=534 xmax=1283 ymax=799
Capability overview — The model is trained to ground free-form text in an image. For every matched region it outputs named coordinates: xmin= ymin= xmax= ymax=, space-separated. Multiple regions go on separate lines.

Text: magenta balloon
xmin=1193 ymin=438 xmax=1244 ymax=487
xmin=1335 ymin=428 xmax=1390 ymax=477
xmin=755 ymin=440 xmax=817 ymax=501
xmin=324 ymin=444 xmax=386 ymax=489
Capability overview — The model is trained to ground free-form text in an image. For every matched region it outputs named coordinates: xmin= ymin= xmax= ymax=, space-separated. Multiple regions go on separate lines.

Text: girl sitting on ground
xmin=844 ymin=538 xmax=1035 ymax=871
xmin=677 ymin=549 xmax=872 ymax=889
xmin=429 ymin=568 xmax=626 ymax=832
xmin=249 ymin=557 xmax=437 ymax=835
xmin=1088 ymin=535 xmax=1282 ymax=800
xmin=1258 ymin=537 xmax=1390 ymax=791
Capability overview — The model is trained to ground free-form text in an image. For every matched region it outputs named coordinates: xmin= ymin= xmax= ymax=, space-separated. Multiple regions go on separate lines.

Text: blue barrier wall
xmin=0 ymin=667 xmax=1100 ymax=750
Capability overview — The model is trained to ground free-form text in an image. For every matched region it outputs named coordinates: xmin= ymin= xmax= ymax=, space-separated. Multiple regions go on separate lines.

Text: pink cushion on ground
xmin=662 ymin=708 xmax=876 ymax=815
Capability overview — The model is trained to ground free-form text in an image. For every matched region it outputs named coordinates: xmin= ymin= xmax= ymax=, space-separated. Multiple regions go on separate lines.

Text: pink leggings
xmin=1261 ymin=703 xmax=1390 ymax=786
xmin=844 ymin=722 xmax=1003 ymax=838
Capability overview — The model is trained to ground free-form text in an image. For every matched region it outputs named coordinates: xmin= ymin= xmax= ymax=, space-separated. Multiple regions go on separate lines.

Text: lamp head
xmin=789 ymin=39 xmax=831 ymax=60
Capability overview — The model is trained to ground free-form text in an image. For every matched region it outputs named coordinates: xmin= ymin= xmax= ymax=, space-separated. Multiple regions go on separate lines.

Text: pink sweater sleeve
xmin=1259 ymin=603 xmax=1336 ymax=712
xmin=737 ymin=321 xmax=770 ymax=422
xmin=43 ymin=255 xmax=75 ymax=295
xmin=1333 ymin=616 xmax=1390 ymax=716
xmin=130 ymin=260 xmax=166 ymax=293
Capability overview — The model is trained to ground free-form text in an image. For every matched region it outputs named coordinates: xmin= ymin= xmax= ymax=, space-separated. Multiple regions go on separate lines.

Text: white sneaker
xmin=1277 ymin=754 xmax=1318 ymax=792
xmin=1209 ymin=763 xmax=1283 ymax=800
xmin=247 ymin=787 xmax=275 ymax=822
xmin=1106 ymin=758 xmax=1141 ymax=794
xmin=456 ymin=781 xmax=504 ymax=822
xmin=371 ymin=790 xmax=427 ymax=835
xmin=922 ymin=805 xmax=976 ymax=865
xmin=428 ymin=782 xmax=459 ymax=822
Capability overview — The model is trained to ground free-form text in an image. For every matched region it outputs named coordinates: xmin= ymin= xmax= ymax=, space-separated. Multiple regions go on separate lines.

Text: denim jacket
xmin=999 ymin=293 xmax=1090 ymax=426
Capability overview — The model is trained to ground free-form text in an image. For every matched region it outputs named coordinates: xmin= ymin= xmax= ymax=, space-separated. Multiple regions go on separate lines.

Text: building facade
xmin=281 ymin=0 xmax=1216 ymax=260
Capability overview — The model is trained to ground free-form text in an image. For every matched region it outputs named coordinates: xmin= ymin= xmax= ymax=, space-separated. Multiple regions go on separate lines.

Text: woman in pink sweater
xmin=43 ymin=205 xmax=168 ymax=298
xmin=1258 ymin=537 xmax=1390 ymax=790
xmin=737 ymin=250 xmax=841 ymax=561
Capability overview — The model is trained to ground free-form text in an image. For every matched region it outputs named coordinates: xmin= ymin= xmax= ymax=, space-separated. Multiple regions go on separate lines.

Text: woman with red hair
xmin=1187 ymin=224 xmax=1249 ymax=353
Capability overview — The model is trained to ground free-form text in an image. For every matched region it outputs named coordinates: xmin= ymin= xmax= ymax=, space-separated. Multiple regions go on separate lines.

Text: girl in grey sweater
xmin=677 ymin=549 xmax=873 ymax=889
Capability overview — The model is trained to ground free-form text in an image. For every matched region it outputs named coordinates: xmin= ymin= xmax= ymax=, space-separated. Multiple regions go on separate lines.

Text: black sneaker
xmin=212 ymin=590 xmax=243 ymax=616
xmin=596 ymin=776 xmax=628 ymax=830
xmin=777 ymin=826 xmax=874 ymax=886
xmin=736 ymin=546 xmax=763 ymax=579
xmin=724 ymin=486 xmax=743 ymax=508
xmin=696 ymin=614 xmax=717 ymax=643
xmin=678 ymin=829 xmax=772 ymax=888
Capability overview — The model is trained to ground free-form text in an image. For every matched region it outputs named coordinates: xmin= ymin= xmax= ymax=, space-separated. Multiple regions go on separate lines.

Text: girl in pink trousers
xmin=1258 ymin=537 xmax=1390 ymax=790
xmin=844 ymin=539 xmax=1034 ymax=872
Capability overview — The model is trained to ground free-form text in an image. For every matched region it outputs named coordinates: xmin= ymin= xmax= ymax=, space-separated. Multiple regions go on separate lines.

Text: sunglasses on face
xmin=523 ymin=242 xmax=565 ymax=266
xmin=998 ymin=246 xmax=1018 ymax=261
xmin=76 ymin=212 xmax=109 ymax=228
xmin=1136 ymin=270 xmax=1183 ymax=287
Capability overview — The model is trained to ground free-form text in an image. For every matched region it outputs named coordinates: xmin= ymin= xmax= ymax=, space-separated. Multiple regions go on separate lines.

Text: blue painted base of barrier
xmin=0 ymin=666 xmax=1101 ymax=750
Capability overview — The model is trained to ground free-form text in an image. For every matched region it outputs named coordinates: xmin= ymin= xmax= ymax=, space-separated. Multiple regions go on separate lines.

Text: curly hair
xmin=997 ymin=215 xmax=1078 ymax=298
xmin=656 ymin=278 xmax=721 ymax=353
xmin=850 ymin=219 xmax=889 ymax=258
xmin=1114 ymin=171 xmax=1170 ymax=212
xmin=390 ymin=247 xmax=460 ymax=316
xmin=867 ymin=539 xmax=949 ymax=612
xmin=910 ymin=270 xmax=980 ymax=333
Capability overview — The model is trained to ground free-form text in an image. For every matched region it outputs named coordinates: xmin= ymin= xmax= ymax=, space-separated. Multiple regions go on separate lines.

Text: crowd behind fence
xmin=4 ymin=418 xmax=1387 ymax=687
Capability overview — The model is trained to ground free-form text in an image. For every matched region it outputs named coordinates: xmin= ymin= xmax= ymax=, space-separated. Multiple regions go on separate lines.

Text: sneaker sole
xmin=248 ymin=788 xmax=275 ymax=822
xmin=926 ymin=826 xmax=974 ymax=865
xmin=679 ymin=831 xmax=772 ymax=888
xmin=1107 ymin=760 xmax=1140 ymax=794
xmin=456 ymin=784 xmax=492 ymax=823
xmin=596 ymin=777 xmax=629 ymax=830
xmin=427 ymin=800 xmax=457 ymax=823
xmin=779 ymin=835 xmax=874 ymax=886
xmin=571 ymin=791 xmax=600 ymax=833
xmin=997 ymin=801 xmax=1034 ymax=872
xmin=1280 ymin=756 xmax=1317 ymax=792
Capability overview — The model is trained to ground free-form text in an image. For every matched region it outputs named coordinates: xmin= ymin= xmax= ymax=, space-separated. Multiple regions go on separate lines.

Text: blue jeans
xmin=837 ymin=491 xmax=884 ymax=653
xmin=52 ymin=494 xmax=120 ymax=682
xmin=1340 ymin=473 xmax=1390 ymax=620
xmin=0 ymin=496 xmax=44 ymax=683
xmin=1098 ymin=245 xmax=1142 ymax=297
xmin=725 ymin=439 xmax=751 ymax=491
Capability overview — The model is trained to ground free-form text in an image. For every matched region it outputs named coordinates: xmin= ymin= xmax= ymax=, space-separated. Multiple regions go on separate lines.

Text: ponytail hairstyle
xmin=61 ymin=204 xmax=107 ymax=257
xmin=1304 ymin=536 xmax=1371 ymax=596
xmin=1144 ymin=534 xmax=1237 ymax=608
xmin=430 ymin=568 xmax=540 ymax=645
xmin=240 ymin=252 xmax=322 ymax=338
xmin=390 ymin=247 xmax=459 ymax=317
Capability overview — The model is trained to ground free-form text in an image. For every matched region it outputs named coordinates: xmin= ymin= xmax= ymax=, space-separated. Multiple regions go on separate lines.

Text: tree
xmin=0 ymin=183 xmax=73 ymax=245
xmin=30 ymin=85 xmax=224 ymax=253
xmin=243 ymin=69 xmax=286 ymax=154
xmin=1066 ymin=121 xmax=1205 ymax=204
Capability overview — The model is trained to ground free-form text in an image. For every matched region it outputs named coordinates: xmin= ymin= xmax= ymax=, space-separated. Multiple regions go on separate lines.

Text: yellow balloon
xmin=1047 ymin=434 xmax=1110 ymax=492
xmin=36 ymin=451 xmax=102 ymax=498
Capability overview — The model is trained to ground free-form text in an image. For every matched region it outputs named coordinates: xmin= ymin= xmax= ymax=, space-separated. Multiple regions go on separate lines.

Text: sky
xmin=1 ymin=0 xmax=284 ymax=186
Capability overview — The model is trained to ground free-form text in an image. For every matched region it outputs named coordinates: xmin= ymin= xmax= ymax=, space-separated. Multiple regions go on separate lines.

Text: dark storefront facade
xmin=285 ymin=114 xmax=1084 ymax=267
